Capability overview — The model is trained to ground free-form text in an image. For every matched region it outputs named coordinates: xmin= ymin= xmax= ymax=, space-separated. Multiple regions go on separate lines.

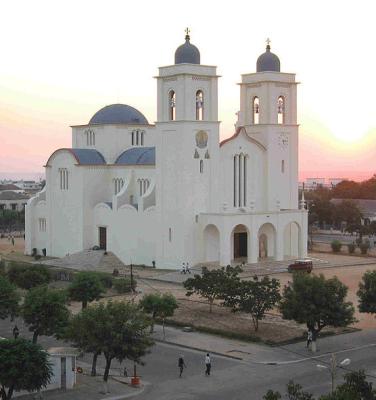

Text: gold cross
xmin=266 ymin=38 xmax=271 ymax=46
xmin=185 ymin=27 xmax=190 ymax=36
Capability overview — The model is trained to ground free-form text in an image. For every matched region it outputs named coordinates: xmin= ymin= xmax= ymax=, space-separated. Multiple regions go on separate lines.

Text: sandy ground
xmin=2 ymin=238 xmax=376 ymax=338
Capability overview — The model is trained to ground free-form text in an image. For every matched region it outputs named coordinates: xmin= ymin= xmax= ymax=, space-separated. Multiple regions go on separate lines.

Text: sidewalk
xmin=17 ymin=361 xmax=146 ymax=400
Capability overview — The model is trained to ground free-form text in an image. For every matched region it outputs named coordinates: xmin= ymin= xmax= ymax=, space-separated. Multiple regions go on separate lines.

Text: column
xmin=233 ymin=155 xmax=238 ymax=208
xmin=219 ymin=227 xmax=232 ymax=266
xmin=239 ymin=154 xmax=244 ymax=207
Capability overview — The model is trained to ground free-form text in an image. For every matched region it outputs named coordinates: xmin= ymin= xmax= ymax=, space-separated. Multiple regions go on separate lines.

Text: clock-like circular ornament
xmin=278 ymin=133 xmax=289 ymax=149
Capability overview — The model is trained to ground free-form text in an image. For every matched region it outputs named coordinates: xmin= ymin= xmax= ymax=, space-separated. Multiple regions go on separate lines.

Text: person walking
xmin=205 ymin=353 xmax=211 ymax=376
xmin=186 ymin=262 xmax=191 ymax=274
xmin=306 ymin=329 xmax=312 ymax=349
xmin=178 ymin=355 xmax=186 ymax=377
xmin=11 ymin=235 xmax=15 ymax=246
xmin=181 ymin=263 xmax=186 ymax=274
xmin=12 ymin=325 xmax=19 ymax=339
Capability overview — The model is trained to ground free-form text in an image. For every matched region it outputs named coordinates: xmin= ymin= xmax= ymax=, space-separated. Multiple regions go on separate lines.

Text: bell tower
xmin=155 ymin=30 xmax=221 ymax=268
xmin=237 ymin=40 xmax=299 ymax=211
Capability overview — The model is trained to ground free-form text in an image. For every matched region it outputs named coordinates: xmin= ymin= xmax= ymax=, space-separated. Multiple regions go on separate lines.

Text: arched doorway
xmin=203 ymin=224 xmax=220 ymax=262
xmin=232 ymin=224 xmax=249 ymax=262
xmin=283 ymin=221 xmax=301 ymax=259
xmin=258 ymin=223 xmax=276 ymax=260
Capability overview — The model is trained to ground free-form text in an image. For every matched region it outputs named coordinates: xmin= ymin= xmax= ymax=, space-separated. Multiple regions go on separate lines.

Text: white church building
xmin=25 ymin=32 xmax=308 ymax=268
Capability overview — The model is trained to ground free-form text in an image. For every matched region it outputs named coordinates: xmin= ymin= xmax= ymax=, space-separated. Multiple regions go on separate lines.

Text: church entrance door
xmin=99 ymin=227 xmax=107 ymax=250
xmin=234 ymin=232 xmax=247 ymax=258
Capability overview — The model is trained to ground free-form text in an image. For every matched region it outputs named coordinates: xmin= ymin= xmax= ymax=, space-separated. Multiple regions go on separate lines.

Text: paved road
xmin=2 ymin=318 xmax=376 ymax=399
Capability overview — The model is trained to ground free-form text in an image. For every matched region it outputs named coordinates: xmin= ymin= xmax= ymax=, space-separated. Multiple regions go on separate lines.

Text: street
xmin=1 ymin=318 xmax=376 ymax=399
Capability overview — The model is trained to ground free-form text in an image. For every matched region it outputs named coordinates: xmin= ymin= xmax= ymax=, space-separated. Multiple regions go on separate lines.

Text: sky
xmin=1 ymin=0 xmax=375 ymax=181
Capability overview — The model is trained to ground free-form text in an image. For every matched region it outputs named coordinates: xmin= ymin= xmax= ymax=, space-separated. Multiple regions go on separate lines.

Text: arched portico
xmin=258 ymin=223 xmax=276 ymax=260
xmin=203 ymin=224 xmax=220 ymax=262
xmin=283 ymin=221 xmax=302 ymax=259
xmin=231 ymin=224 xmax=249 ymax=263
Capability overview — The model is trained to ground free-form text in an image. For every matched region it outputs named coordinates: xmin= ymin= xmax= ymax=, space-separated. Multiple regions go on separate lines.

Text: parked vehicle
xmin=288 ymin=259 xmax=313 ymax=273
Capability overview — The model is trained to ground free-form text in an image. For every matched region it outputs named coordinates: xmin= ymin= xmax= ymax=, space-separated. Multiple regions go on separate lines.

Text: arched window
xmin=141 ymin=131 xmax=144 ymax=146
xmin=169 ymin=90 xmax=176 ymax=121
xmin=131 ymin=131 xmax=134 ymax=146
xmin=196 ymin=90 xmax=204 ymax=120
xmin=136 ymin=130 xmax=139 ymax=145
xmin=200 ymin=160 xmax=204 ymax=173
xmin=233 ymin=153 xmax=248 ymax=207
xmin=253 ymin=97 xmax=260 ymax=124
xmin=85 ymin=129 xmax=95 ymax=146
xmin=278 ymin=96 xmax=285 ymax=124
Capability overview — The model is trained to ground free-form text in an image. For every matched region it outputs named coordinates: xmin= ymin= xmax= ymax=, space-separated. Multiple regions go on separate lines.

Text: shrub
xmin=113 ymin=277 xmax=136 ymax=293
xmin=359 ymin=241 xmax=370 ymax=255
xmin=347 ymin=243 xmax=356 ymax=254
xmin=7 ymin=263 xmax=51 ymax=289
xmin=331 ymin=240 xmax=342 ymax=253
xmin=95 ymin=272 xmax=113 ymax=288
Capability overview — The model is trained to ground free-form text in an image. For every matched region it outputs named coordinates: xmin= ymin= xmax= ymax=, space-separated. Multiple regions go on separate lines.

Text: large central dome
xmin=89 ymin=104 xmax=148 ymax=125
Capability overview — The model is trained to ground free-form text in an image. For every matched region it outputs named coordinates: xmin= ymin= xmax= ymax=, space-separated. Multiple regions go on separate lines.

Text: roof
xmin=115 ymin=147 xmax=155 ymax=165
xmin=46 ymin=148 xmax=106 ymax=166
xmin=175 ymin=34 xmax=200 ymax=64
xmin=89 ymin=104 xmax=148 ymax=125
xmin=331 ymin=198 xmax=376 ymax=216
xmin=256 ymin=44 xmax=281 ymax=72
xmin=0 ymin=191 xmax=29 ymax=201
xmin=70 ymin=149 xmax=106 ymax=165
xmin=220 ymin=127 xmax=242 ymax=147
xmin=0 ymin=184 xmax=21 ymax=191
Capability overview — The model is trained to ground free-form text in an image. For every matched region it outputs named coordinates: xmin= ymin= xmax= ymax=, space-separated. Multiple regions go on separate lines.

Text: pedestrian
xmin=13 ymin=325 xmax=19 ymax=339
xmin=178 ymin=355 xmax=186 ymax=377
xmin=186 ymin=262 xmax=191 ymax=274
xmin=205 ymin=353 xmax=211 ymax=376
xmin=306 ymin=329 xmax=312 ymax=349
xmin=123 ymin=366 xmax=128 ymax=377
xmin=181 ymin=263 xmax=186 ymax=274
xmin=11 ymin=236 xmax=14 ymax=246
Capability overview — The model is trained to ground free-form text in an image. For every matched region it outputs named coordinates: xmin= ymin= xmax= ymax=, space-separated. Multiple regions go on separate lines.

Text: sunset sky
xmin=1 ymin=0 xmax=375 ymax=181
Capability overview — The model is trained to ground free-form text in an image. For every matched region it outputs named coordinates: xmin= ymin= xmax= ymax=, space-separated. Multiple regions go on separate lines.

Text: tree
xmin=139 ymin=293 xmax=178 ymax=338
xmin=263 ymin=381 xmax=314 ymax=400
xmin=331 ymin=240 xmax=342 ymax=253
xmin=22 ymin=286 xmax=70 ymax=343
xmin=7 ymin=263 xmax=51 ymax=290
xmin=280 ymin=273 xmax=355 ymax=350
xmin=320 ymin=370 xmax=376 ymax=400
xmin=0 ymin=276 xmax=20 ymax=320
xmin=67 ymin=301 xmax=153 ymax=387
xmin=0 ymin=338 xmax=52 ymax=400
xmin=358 ymin=270 xmax=376 ymax=315
xmin=223 ymin=276 xmax=281 ymax=331
xmin=68 ymin=272 xmax=105 ymax=309
xmin=184 ymin=266 xmax=242 ymax=312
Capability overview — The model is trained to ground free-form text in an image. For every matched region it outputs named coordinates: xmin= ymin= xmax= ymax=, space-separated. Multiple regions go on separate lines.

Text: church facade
xmin=25 ymin=33 xmax=308 ymax=268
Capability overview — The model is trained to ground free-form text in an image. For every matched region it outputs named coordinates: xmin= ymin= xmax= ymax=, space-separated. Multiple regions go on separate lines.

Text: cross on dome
xmin=185 ymin=27 xmax=191 ymax=40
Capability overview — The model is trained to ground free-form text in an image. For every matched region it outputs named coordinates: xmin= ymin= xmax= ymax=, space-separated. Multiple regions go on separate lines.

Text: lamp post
xmin=317 ymin=354 xmax=351 ymax=393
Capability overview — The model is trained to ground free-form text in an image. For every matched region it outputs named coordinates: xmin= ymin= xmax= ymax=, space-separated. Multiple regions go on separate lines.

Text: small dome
xmin=175 ymin=32 xmax=200 ymax=64
xmin=89 ymin=104 xmax=148 ymax=125
xmin=256 ymin=44 xmax=280 ymax=72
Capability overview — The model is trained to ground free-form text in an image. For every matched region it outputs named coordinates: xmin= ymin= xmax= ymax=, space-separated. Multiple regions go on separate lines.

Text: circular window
xmin=196 ymin=130 xmax=208 ymax=148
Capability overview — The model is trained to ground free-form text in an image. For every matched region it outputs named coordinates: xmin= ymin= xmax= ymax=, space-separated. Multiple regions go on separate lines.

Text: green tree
xmin=263 ymin=390 xmax=282 ymax=400
xmin=358 ymin=270 xmax=376 ymax=315
xmin=331 ymin=240 xmax=342 ymax=253
xmin=68 ymin=301 xmax=153 ymax=387
xmin=263 ymin=381 xmax=314 ymax=400
xmin=280 ymin=273 xmax=355 ymax=350
xmin=68 ymin=272 xmax=105 ymax=309
xmin=139 ymin=293 xmax=178 ymax=337
xmin=184 ymin=266 xmax=242 ymax=312
xmin=0 ymin=338 xmax=52 ymax=400
xmin=7 ymin=263 xmax=51 ymax=290
xmin=320 ymin=370 xmax=376 ymax=400
xmin=22 ymin=286 xmax=70 ymax=343
xmin=0 ymin=276 xmax=20 ymax=320
xmin=224 ymin=276 xmax=281 ymax=331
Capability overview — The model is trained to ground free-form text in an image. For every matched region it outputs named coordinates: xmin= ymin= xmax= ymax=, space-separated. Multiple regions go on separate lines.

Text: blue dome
xmin=256 ymin=45 xmax=280 ymax=72
xmin=89 ymin=104 xmax=148 ymax=125
xmin=115 ymin=147 xmax=155 ymax=165
xmin=175 ymin=33 xmax=200 ymax=64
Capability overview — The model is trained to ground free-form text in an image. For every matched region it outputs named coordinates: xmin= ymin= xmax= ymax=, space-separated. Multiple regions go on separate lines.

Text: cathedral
xmin=25 ymin=32 xmax=308 ymax=268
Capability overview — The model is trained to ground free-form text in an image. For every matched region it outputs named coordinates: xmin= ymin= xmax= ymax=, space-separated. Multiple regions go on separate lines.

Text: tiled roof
xmin=115 ymin=147 xmax=155 ymax=165
xmin=0 ymin=184 xmax=21 ymax=191
xmin=0 ymin=191 xmax=29 ymax=201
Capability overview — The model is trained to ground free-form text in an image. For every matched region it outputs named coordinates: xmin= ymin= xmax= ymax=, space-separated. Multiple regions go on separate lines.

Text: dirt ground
xmin=2 ymin=238 xmax=376 ymax=343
